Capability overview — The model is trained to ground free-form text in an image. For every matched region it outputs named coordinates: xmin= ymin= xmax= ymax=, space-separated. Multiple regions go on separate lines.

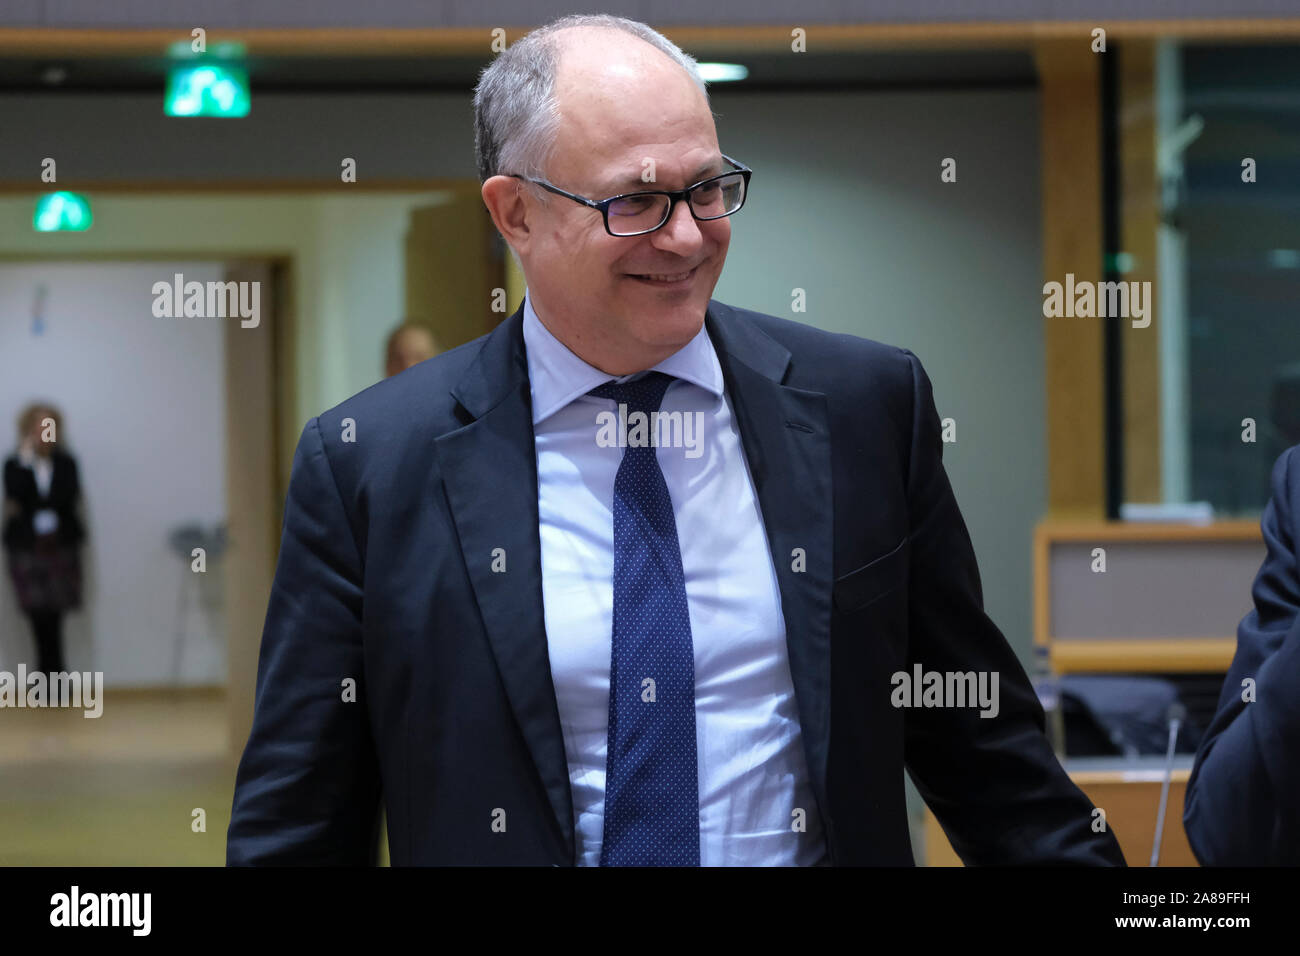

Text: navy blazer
xmin=227 ymin=299 xmax=1125 ymax=866
xmin=1184 ymin=444 xmax=1300 ymax=865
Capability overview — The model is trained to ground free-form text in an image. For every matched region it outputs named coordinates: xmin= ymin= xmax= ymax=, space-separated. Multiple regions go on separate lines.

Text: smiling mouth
xmin=627 ymin=267 xmax=698 ymax=283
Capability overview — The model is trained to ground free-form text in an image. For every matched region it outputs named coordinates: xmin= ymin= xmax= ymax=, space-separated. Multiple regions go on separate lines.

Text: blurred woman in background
xmin=2 ymin=402 xmax=86 ymax=673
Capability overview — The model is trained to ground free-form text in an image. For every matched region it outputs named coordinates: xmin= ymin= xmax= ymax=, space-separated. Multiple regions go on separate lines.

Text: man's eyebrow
xmin=598 ymin=158 xmax=724 ymax=195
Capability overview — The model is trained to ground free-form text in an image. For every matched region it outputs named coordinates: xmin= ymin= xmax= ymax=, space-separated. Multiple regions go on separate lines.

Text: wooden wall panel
xmin=1119 ymin=41 xmax=1162 ymax=503
xmin=1037 ymin=38 xmax=1106 ymax=518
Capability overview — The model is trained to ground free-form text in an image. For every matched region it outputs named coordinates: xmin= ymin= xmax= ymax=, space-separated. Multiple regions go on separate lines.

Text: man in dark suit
xmin=1184 ymin=444 xmax=1300 ymax=865
xmin=228 ymin=14 xmax=1123 ymax=866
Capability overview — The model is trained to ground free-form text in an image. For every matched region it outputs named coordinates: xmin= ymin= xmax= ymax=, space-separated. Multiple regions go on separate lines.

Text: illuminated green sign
xmin=33 ymin=192 xmax=92 ymax=232
xmin=165 ymin=63 xmax=250 ymax=117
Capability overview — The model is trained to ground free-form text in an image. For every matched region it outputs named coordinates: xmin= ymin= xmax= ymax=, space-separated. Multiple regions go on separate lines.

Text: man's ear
xmin=481 ymin=176 xmax=533 ymax=254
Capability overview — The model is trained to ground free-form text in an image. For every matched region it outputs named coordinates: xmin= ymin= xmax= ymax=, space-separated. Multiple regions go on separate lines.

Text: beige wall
xmin=0 ymin=190 xmax=451 ymax=496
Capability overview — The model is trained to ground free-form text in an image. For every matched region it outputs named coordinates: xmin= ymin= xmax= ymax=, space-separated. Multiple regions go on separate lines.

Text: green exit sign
xmin=33 ymin=192 xmax=92 ymax=232
xmin=165 ymin=63 xmax=250 ymax=117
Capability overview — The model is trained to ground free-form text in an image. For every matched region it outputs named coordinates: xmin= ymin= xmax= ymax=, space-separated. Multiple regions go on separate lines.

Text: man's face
xmin=506 ymin=34 xmax=732 ymax=374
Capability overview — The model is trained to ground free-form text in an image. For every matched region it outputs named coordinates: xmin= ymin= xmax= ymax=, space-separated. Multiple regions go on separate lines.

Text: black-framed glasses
xmin=507 ymin=154 xmax=752 ymax=237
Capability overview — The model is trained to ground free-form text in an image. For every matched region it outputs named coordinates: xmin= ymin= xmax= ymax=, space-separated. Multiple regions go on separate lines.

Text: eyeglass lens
xmin=605 ymin=173 xmax=746 ymax=235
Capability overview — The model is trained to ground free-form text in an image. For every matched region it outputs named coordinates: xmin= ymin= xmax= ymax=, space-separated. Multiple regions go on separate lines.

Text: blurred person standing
xmin=384 ymin=321 xmax=440 ymax=378
xmin=2 ymin=402 xmax=86 ymax=673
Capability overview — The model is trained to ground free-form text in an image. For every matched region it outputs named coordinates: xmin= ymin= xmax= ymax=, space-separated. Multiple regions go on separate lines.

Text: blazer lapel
xmin=705 ymin=301 xmax=835 ymax=845
xmin=434 ymin=304 xmax=576 ymax=861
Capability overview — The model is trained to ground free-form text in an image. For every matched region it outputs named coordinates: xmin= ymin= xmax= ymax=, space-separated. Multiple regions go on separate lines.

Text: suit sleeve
xmin=1183 ymin=446 xmax=1300 ymax=865
xmin=227 ymin=416 xmax=382 ymax=865
xmin=897 ymin=349 xmax=1126 ymax=865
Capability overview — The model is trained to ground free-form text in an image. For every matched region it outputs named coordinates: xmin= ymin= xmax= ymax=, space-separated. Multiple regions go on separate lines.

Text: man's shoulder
xmin=303 ymin=303 xmax=925 ymax=455
xmin=1276 ymin=443 xmax=1300 ymax=488
xmin=1266 ymin=442 xmax=1300 ymax=531
xmin=313 ymin=332 xmax=490 ymax=441
xmin=709 ymin=299 xmax=917 ymax=387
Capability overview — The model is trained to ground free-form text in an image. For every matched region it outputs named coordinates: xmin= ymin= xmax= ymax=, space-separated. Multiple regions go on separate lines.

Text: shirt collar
xmin=521 ymin=292 xmax=724 ymax=426
xmin=18 ymin=445 xmax=43 ymax=467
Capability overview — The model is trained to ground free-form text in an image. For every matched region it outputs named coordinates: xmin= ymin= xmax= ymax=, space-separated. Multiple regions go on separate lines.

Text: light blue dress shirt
xmin=523 ymin=293 xmax=829 ymax=866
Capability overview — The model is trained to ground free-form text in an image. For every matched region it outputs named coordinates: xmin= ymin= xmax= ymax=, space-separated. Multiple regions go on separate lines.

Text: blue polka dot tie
xmin=589 ymin=371 xmax=700 ymax=866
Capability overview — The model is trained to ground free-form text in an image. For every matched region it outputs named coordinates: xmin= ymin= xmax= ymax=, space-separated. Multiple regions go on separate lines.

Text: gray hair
xmin=473 ymin=14 xmax=710 ymax=192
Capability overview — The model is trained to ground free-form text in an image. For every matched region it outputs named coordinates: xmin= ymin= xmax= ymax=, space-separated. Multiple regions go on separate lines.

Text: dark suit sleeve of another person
xmin=897 ymin=350 xmax=1126 ymax=865
xmin=1184 ymin=446 xmax=1300 ymax=865
xmin=227 ymin=417 xmax=381 ymax=864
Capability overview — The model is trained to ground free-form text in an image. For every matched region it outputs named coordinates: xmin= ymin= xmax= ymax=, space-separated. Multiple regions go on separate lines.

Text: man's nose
xmin=651 ymin=196 xmax=704 ymax=250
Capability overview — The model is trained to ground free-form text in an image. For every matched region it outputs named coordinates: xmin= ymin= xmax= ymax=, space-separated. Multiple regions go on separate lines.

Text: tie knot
xmin=587 ymin=370 xmax=675 ymax=414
